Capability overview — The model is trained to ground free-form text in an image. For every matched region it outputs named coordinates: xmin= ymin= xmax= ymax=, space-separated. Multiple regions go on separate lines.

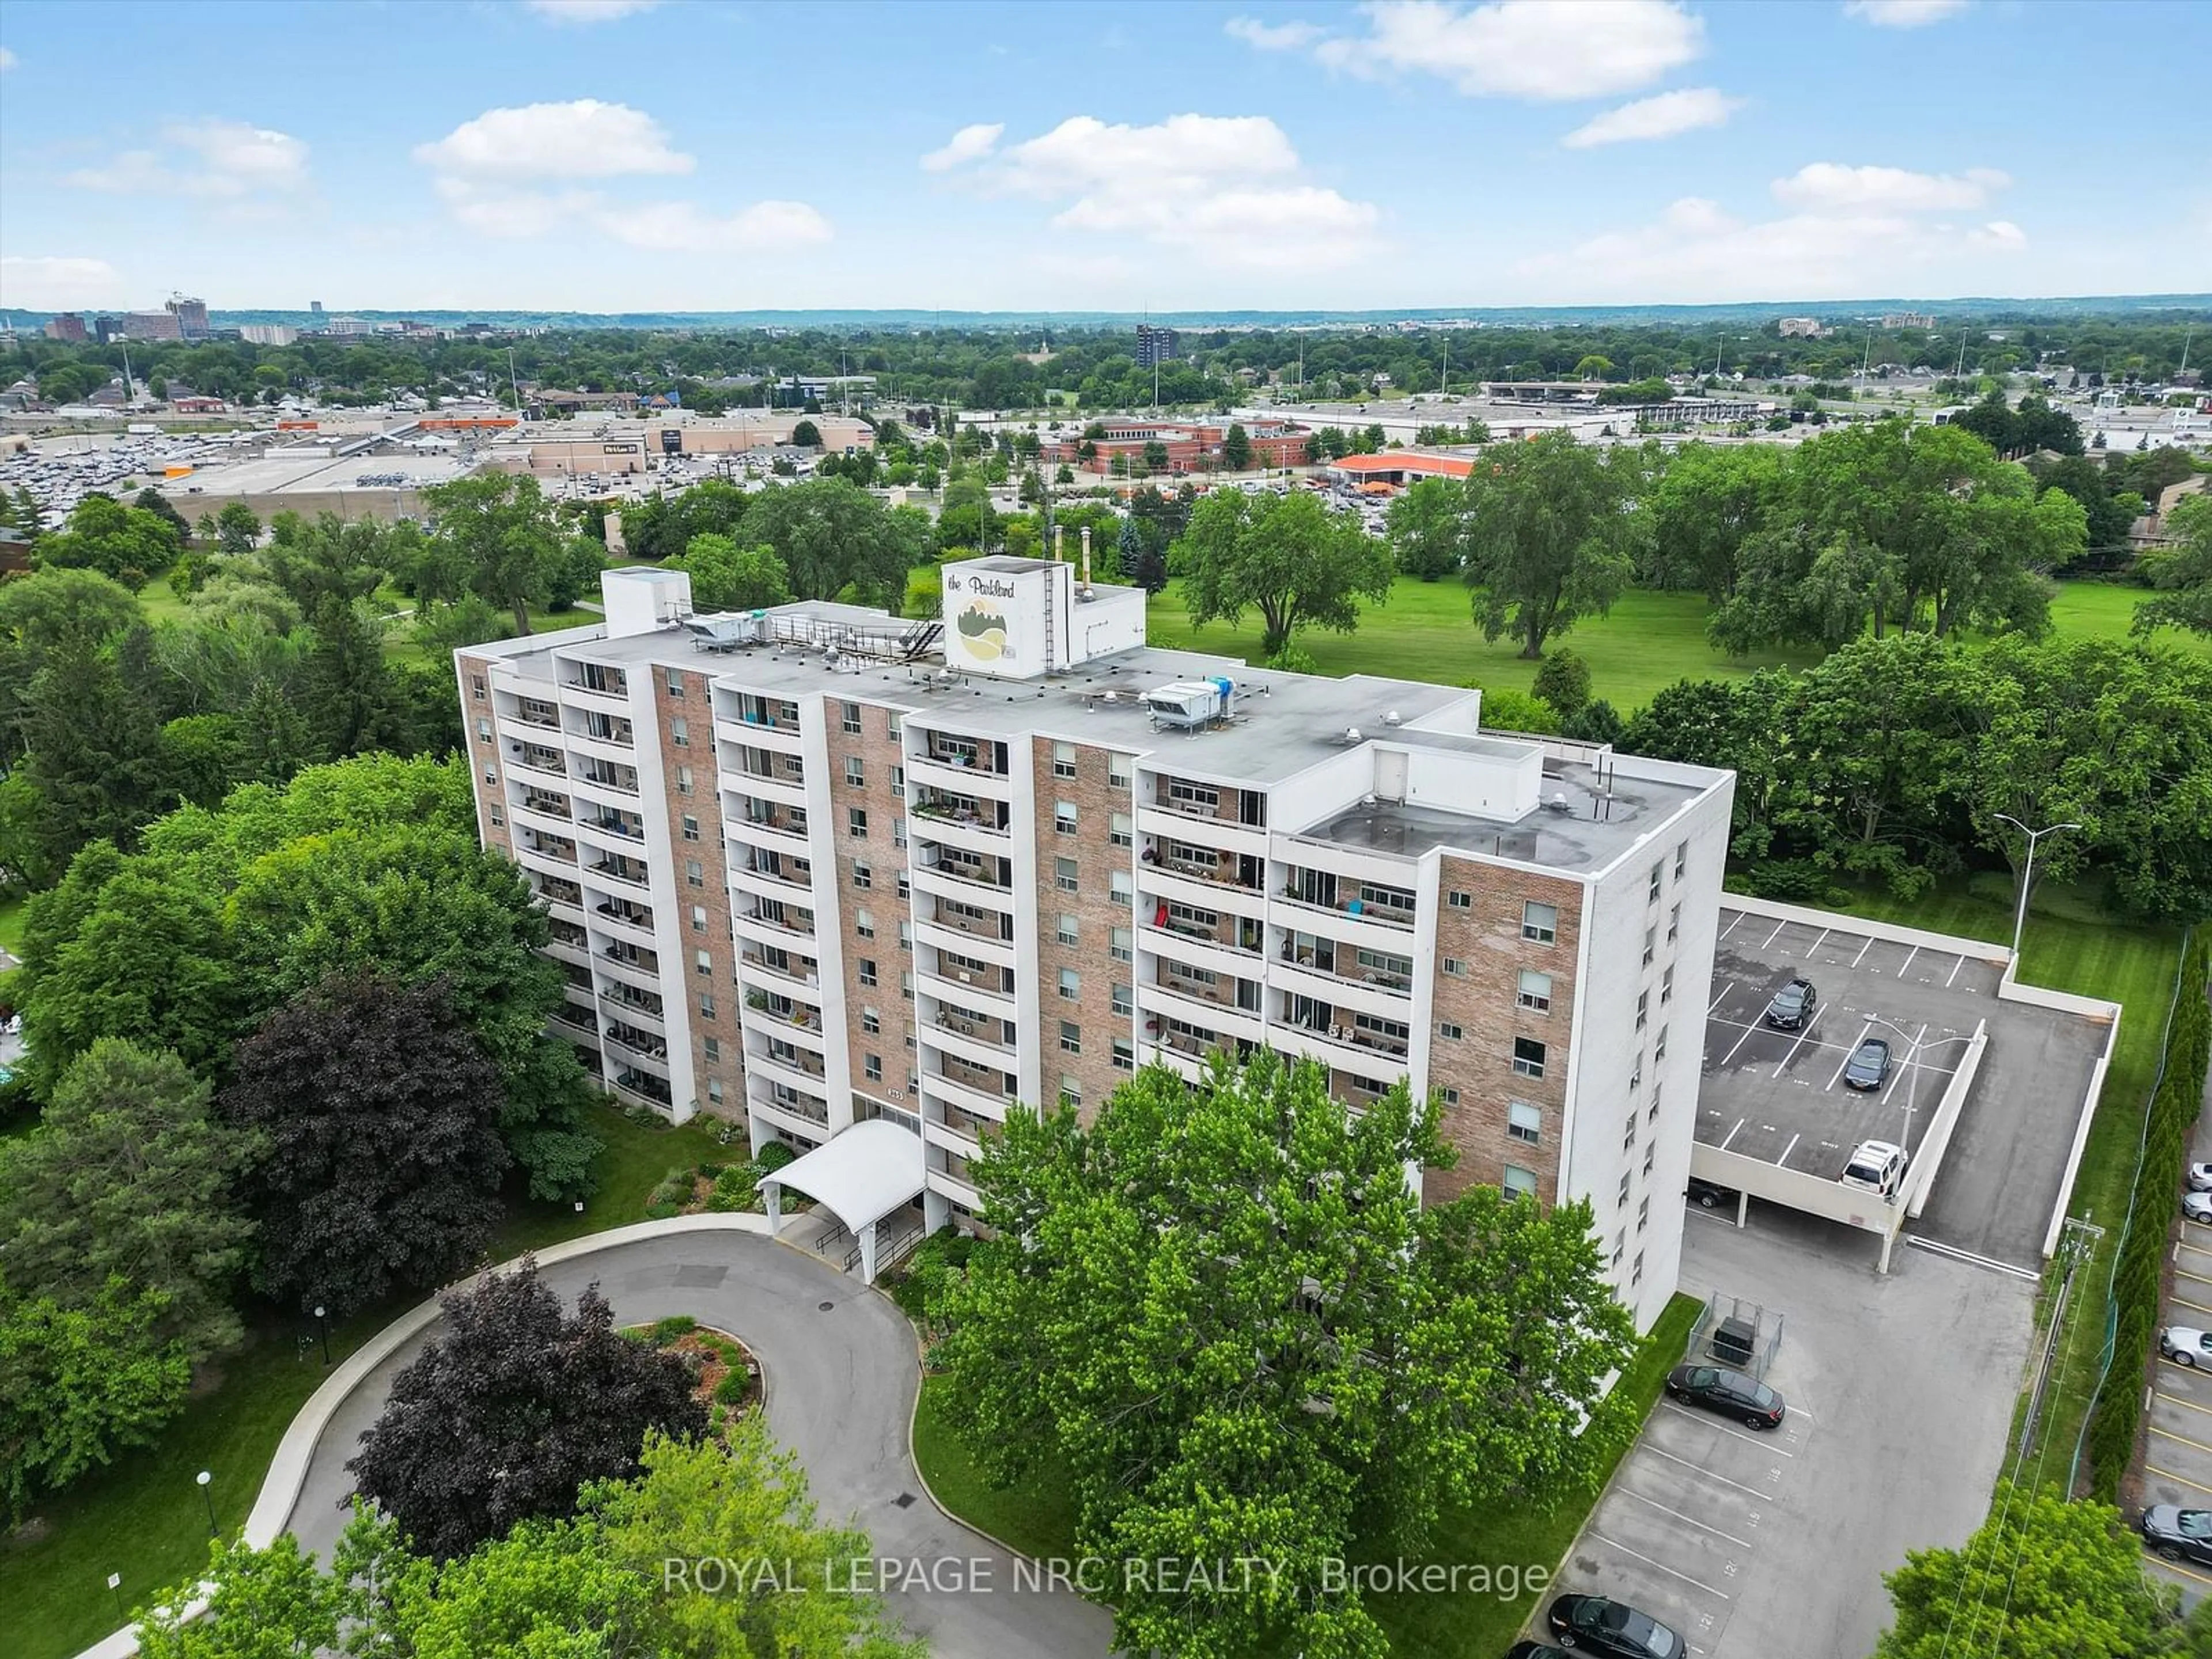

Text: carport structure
xmin=1690 ymin=894 xmax=2121 ymax=1281
xmin=759 ymin=1119 xmax=926 ymax=1284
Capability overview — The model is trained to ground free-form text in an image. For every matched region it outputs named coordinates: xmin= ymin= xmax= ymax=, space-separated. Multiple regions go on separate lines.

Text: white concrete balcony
xmin=1271 ymin=1014 xmax=1412 ymax=1074
xmin=732 ymin=906 xmax=816 ymax=949
xmin=719 ymin=756 xmax=807 ymax=811
xmin=597 ymin=987 xmax=665 ymax=1032
xmin=736 ymin=948 xmax=820 ymax=997
xmin=909 ymin=812 xmax=1011 ymax=861
xmin=923 ymin=1164 xmax=982 ymax=1212
xmin=748 ymin=1088 xmax=832 ymax=1137
xmin=1269 ymin=958 xmax=1415 ymax=1021
xmin=587 ymin=900 xmax=656 ymax=944
xmin=556 ymin=669 xmax=632 ymax=714
xmin=1137 ymin=861 xmax=1268 ymax=918
xmin=745 ymin=1041 xmax=829 ymax=1093
xmin=506 ymin=747 xmax=572 ymax=789
xmin=510 ymin=797 xmax=575 ymax=838
xmin=922 ymin=1067 xmax=1016 ymax=1123
xmin=907 ymin=751 xmax=1014 ymax=800
xmin=917 ymin=957 xmax=1016 ymax=1013
xmin=544 ymin=933 xmax=590 ymax=969
xmin=739 ymin=995 xmax=828 ymax=1050
xmin=920 ymin=1016 xmax=1018 ymax=1074
xmin=514 ymin=839 xmax=578 ymax=881
xmin=1142 ymin=917 xmax=1263 ymax=979
xmin=1135 ymin=805 xmax=1268 ymax=860
xmin=569 ymin=766 xmax=643 ymax=808
xmin=603 ymin=1024 xmax=670 ymax=1070
xmin=596 ymin=948 xmax=661 ymax=993
xmin=1137 ymin=982 xmax=1267 ymax=1050
xmin=909 ymin=859 xmax=1014 ymax=910
xmin=714 ymin=713 xmax=804 ymax=756
xmin=1270 ymin=892 xmax=1419 ymax=954
xmin=724 ymin=802 xmax=812 ymax=847
xmin=573 ymin=808 xmax=647 ymax=850
xmin=563 ymin=728 xmax=637 ymax=770
xmin=913 ymin=915 xmax=1016 ymax=971
xmin=924 ymin=1115 xmax=984 ymax=1160
xmin=583 ymin=854 xmax=653 ymax=891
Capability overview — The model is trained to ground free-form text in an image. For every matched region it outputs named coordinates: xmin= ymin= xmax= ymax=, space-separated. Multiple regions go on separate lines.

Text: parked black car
xmin=1685 ymin=1177 xmax=1739 ymax=1210
xmin=1665 ymin=1363 xmax=1786 ymax=1429
xmin=1506 ymin=1645 xmax=1571 ymax=1659
xmin=2142 ymin=1505 xmax=2212 ymax=1566
xmin=1546 ymin=1593 xmax=1683 ymax=1657
xmin=1763 ymin=977 xmax=1817 ymax=1031
xmin=1842 ymin=1037 xmax=1892 ymax=1090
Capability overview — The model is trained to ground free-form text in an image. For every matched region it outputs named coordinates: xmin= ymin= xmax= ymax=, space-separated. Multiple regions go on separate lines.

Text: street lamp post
xmin=1991 ymin=815 xmax=2084 ymax=963
xmin=313 ymin=1305 xmax=331 ymax=1368
xmin=196 ymin=1469 xmax=216 ymax=1536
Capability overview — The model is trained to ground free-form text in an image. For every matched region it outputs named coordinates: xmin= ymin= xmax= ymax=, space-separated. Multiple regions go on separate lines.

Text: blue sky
xmin=1 ymin=0 xmax=2205 ymax=315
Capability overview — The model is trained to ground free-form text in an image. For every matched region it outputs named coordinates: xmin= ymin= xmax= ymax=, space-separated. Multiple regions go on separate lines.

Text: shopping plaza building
xmin=456 ymin=555 xmax=1734 ymax=1328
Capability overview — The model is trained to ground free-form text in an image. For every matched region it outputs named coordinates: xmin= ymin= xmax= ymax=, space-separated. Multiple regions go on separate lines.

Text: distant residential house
xmin=2130 ymin=475 xmax=2209 ymax=550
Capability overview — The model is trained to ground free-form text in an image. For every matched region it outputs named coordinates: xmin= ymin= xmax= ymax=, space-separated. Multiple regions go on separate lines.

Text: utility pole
xmin=1991 ymin=815 xmax=2083 ymax=962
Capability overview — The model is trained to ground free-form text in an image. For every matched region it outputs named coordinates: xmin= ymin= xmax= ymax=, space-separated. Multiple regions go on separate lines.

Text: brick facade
xmin=652 ymin=664 xmax=744 ymax=1122
xmin=457 ymin=653 xmax=513 ymax=857
xmin=1422 ymin=855 xmax=1585 ymax=1207
xmin=827 ymin=698 xmax=919 ymax=1122
xmin=1029 ymin=736 xmax=1135 ymax=1114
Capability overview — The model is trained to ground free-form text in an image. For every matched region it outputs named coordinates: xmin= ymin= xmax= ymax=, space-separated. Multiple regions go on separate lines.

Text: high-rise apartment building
xmin=1134 ymin=323 xmax=1179 ymax=369
xmin=166 ymin=295 xmax=211 ymax=339
xmin=43 ymin=313 xmax=88 ymax=343
xmin=457 ymin=558 xmax=1733 ymax=1330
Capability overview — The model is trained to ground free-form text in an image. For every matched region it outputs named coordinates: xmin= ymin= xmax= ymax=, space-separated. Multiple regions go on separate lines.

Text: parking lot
xmin=1703 ymin=905 xmax=2111 ymax=1269
xmin=2137 ymin=1103 xmax=2212 ymax=1607
xmin=1540 ymin=1205 xmax=2035 ymax=1657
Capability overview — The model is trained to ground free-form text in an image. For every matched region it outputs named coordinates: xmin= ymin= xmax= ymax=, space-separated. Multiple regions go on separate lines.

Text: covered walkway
xmin=761 ymin=1119 xmax=927 ymax=1283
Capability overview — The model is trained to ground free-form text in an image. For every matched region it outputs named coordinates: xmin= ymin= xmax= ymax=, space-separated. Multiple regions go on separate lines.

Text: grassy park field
xmin=1143 ymin=576 xmax=2205 ymax=714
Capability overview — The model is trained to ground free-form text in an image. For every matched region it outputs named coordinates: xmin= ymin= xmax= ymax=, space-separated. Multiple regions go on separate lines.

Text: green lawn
xmin=2 ymin=1097 xmax=731 ymax=1659
xmin=907 ymin=1294 xmax=1702 ymax=1658
xmin=1143 ymin=578 xmax=2206 ymax=717
xmin=0 ymin=894 xmax=27 ymax=956
xmin=1798 ymin=872 xmax=2186 ymax=1494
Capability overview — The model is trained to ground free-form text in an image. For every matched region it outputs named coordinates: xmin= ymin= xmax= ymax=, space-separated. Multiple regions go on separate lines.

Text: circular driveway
xmin=282 ymin=1230 xmax=1110 ymax=1659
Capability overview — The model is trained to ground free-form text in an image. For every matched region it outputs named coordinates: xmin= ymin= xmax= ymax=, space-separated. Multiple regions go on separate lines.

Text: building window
xmin=896 ymin=872 xmax=910 ymax=900
xmin=1053 ymin=741 xmax=1077 ymax=779
xmin=1110 ymin=926 xmax=1132 ymax=963
xmin=865 ymin=1054 xmax=882 ymax=1082
xmin=862 ymin=1007 xmax=880 ymax=1035
xmin=1668 ymin=902 xmax=1681 ymax=944
xmin=1113 ymin=1036 xmax=1135 ymax=1072
xmin=853 ymin=861 xmax=873 ymax=889
xmin=847 ymin=807 xmax=868 ymax=839
xmin=690 ymin=904 xmax=707 ymax=933
xmin=665 ymin=668 xmax=685 ymax=696
xmin=470 ymin=674 xmax=487 ymax=700
xmin=1448 ymin=889 xmax=1472 ymax=910
xmin=855 ymin=908 xmax=875 ymax=940
xmin=1055 ymin=801 xmax=1078 ymax=835
xmin=1613 ymin=1230 xmax=1627 ymax=1270
xmin=1058 ymin=968 xmax=1080 ymax=1001
xmin=1059 ymin=1020 xmax=1081 ymax=1055
xmin=1630 ymin=1051 xmax=1643 ymax=1091
xmin=488 ymin=810 xmax=504 ymax=828
xmin=1632 ymin=1249 xmax=1645 ymax=1287
xmin=670 ymin=716 xmax=688 ymax=748
xmin=1109 ymin=870 xmax=1133 ymax=903
xmin=1643 ymin=1142 xmax=1657 ymax=1176
xmin=475 ymin=717 xmax=492 ymax=742
xmin=695 ymin=948 xmax=711 ymax=976
xmin=1513 ymin=1037 xmax=1546 ymax=1078
xmin=683 ymin=859 xmax=702 ymax=889
xmin=1109 ymin=811 xmax=1133 ymax=848
xmin=858 ymin=958 xmax=878 ymax=987
xmin=1112 ymin=983 xmax=1133 ymax=1015
xmin=681 ymin=814 xmax=700 ymax=842
xmin=1518 ymin=969 xmax=1552 ymax=1012
xmin=1661 ymin=965 xmax=1675 ymax=1005
xmin=699 ymin=992 xmax=717 ymax=1018
xmin=890 ymin=765 xmax=904 ymax=799
xmin=1654 ymin=1024 xmax=1669 ymax=1062
xmin=1444 ymin=957 xmax=1467 ymax=978
xmin=706 ymin=1078 xmax=724 ymax=1105
xmin=1635 ymin=990 xmax=1649 ymax=1030
xmin=1055 ymin=857 xmax=1078 ymax=893
xmin=887 ymin=712 xmax=903 ymax=740
xmin=1503 ymin=1165 xmax=1538 ymax=1200
xmin=1623 ymin=1110 xmax=1638 ymax=1151
xmin=1058 ymin=913 xmax=1080 ymax=946
xmin=1618 ymin=1171 xmax=1633 ymax=1206
xmin=841 ymin=702 xmax=862 ymax=735
xmin=1508 ymin=1101 xmax=1542 ymax=1145
xmin=482 ymin=766 xmax=498 ymax=786
xmin=893 ymin=818 xmax=907 ymax=849
xmin=1642 ymin=926 xmax=1656 ymax=967
xmin=1060 ymin=1074 xmax=1081 ymax=1109
xmin=703 ymin=1035 xmax=720 ymax=1065
xmin=676 ymin=765 xmax=693 ymax=794
xmin=901 ymin=970 xmax=913 ymax=1000
xmin=1648 ymin=862 xmax=1664 ymax=903
xmin=1522 ymin=901 xmax=1557 ymax=945
xmin=846 ymin=756 xmax=865 ymax=786
xmin=1439 ymin=1086 xmax=1460 ymax=1106
xmin=1108 ymin=754 xmax=1133 ymax=790
xmin=1438 ymin=1020 xmax=1463 ymax=1040
xmin=1675 ymin=839 xmax=1688 ymax=880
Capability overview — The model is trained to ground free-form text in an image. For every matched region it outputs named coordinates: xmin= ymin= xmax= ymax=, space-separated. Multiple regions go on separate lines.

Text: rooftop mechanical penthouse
xmin=456 ymin=554 xmax=1734 ymax=1330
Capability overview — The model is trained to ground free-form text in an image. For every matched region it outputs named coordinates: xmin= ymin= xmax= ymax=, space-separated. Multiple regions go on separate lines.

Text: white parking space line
xmin=1763 ymin=919 xmax=1787 ymax=948
xmin=1851 ymin=934 xmax=1874 ymax=967
xmin=2156 ymin=1391 xmax=2212 ymax=1421
xmin=1709 ymin=984 xmax=1732 ymax=1014
xmin=1828 ymin=1021 xmax=1874 ymax=1090
xmin=1721 ymin=1119 xmax=1746 ymax=1151
xmin=1618 ymin=1489 xmax=1756 ymax=1550
xmin=1584 ymin=1533 xmax=1733 ymax=1600
xmin=1896 ymin=945 xmax=1919 ymax=978
xmin=2171 ymin=1297 xmax=2212 ymax=1318
xmin=1720 ymin=1020 xmax=1764 ymax=1066
xmin=1806 ymin=927 xmax=1830 ymax=958
xmin=1878 ymin=1025 xmax=1929 ymax=1105
xmin=1946 ymin=955 xmax=1965 ymax=988
xmin=2146 ymin=1463 xmax=2212 ymax=1498
xmin=1660 ymin=1406 xmax=1797 ymax=1455
xmin=1640 ymin=1444 xmax=1781 ymax=1498
xmin=2149 ymin=1556 xmax=2212 ymax=1591
xmin=1720 ymin=911 xmax=1745 ymax=940
xmin=1772 ymin=1004 xmax=1828 ymax=1079
xmin=1780 ymin=1133 xmax=1800 ymax=1166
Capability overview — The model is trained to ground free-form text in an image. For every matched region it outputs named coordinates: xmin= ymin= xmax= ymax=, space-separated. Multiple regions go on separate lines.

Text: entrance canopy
xmin=761 ymin=1119 xmax=925 ymax=1236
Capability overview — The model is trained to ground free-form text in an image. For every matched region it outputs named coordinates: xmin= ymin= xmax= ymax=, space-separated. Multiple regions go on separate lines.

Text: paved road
xmin=283 ymin=1232 xmax=1113 ymax=1659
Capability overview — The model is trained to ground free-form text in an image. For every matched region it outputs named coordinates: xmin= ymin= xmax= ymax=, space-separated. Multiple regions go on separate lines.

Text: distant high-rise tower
xmin=1135 ymin=323 xmax=1179 ymax=370
xmin=166 ymin=294 xmax=210 ymax=339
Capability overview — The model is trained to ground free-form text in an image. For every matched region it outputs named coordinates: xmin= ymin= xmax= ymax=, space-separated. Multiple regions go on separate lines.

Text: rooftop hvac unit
xmin=1142 ymin=677 xmax=1235 ymax=730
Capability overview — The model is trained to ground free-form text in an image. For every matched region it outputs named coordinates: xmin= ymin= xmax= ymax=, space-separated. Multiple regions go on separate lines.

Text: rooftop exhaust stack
xmin=1080 ymin=527 xmax=1093 ymax=597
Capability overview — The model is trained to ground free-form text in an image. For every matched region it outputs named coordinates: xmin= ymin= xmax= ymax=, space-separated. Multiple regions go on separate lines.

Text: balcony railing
xmin=513 ymin=700 xmax=560 ymax=729
xmin=565 ymin=666 xmax=629 ymax=698
xmin=1278 ymin=943 xmax=1414 ymax=994
xmin=610 ymin=1070 xmax=672 ymax=1109
xmin=1283 ymin=1010 xmax=1411 ymax=1062
xmin=588 ymin=859 xmax=650 ymax=888
xmin=576 ymin=764 xmax=640 ymax=796
xmin=739 ymin=950 xmax=819 ymax=986
xmin=734 ymin=809 xmax=809 ymax=839
xmin=912 ymin=794 xmax=1010 ymax=834
xmin=931 ymin=1010 xmax=1015 ymax=1051
xmin=594 ymin=900 xmax=654 ymax=930
xmin=601 ymin=943 xmax=659 ymax=975
xmin=755 ymin=1088 xmax=830 ymax=1127
xmin=604 ymin=1024 xmax=669 ymax=1063
xmin=919 ymin=737 xmax=1009 ymax=776
xmin=600 ymin=987 xmax=664 ymax=1020
xmin=536 ymin=878 xmax=584 ymax=908
xmin=581 ymin=812 xmax=644 ymax=841
xmin=519 ymin=791 xmax=573 ymax=819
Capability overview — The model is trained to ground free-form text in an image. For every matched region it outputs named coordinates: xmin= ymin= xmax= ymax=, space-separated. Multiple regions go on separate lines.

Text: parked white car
xmin=1839 ymin=1139 xmax=1907 ymax=1199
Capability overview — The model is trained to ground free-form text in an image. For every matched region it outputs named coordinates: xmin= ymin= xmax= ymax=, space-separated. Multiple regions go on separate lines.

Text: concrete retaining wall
xmin=75 ymin=1214 xmax=774 ymax=1659
xmin=1906 ymin=1021 xmax=1989 ymax=1221
xmin=1722 ymin=892 xmax=2013 ymax=964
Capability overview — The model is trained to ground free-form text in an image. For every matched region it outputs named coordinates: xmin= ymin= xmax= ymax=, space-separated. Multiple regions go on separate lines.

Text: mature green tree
xmin=221 ymin=972 xmax=509 ymax=1316
xmin=1141 ymin=438 xmax=1170 ymax=474
xmin=255 ymin=512 xmax=397 ymax=613
xmin=742 ymin=478 xmax=928 ymax=604
xmin=671 ymin=533 xmax=793 ymax=611
xmin=0 ymin=566 xmax=144 ymax=753
xmin=1531 ymin=648 xmax=1593 ymax=717
xmin=0 ymin=1039 xmax=255 ymax=1362
xmin=790 ymin=418 xmax=823 ymax=448
xmin=212 ymin=502 xmax=262 ymax=557
xmin=21 ymin=639 xmax=171 ymax=876
xmin=1220 ymin=422 xmax=1252 ymax=470
xmin=1384 ymin=476 xmax=1466 ymax=581
xmin=411 ymin=594 xmax=511 ymax=655
xmin=541 ymin=534 xmax=605 ymax=612
xmin=158 ymin=713 xmax=248 ymax=807
xmin=298 ymin=596 xmax=395 ymax=759
xmin=1874 ymin=1482 xmax=2180 ymax=1658
xmin=349 ymin=1260 xmax=706 ymax=1559
xmin=935 ymin=475 xmax=998 ymax=555
xmin=1642 ymin=441 xmax=1784 ymax=600
xmin=2135 ymin=494 xmax=2212 ymax=638
xmin=133 ymin=487 xmax=192 ymax=541
xmin=1174 ymin=488 xmax=1392 ymax=658
xmin=419 ymin=472 xmax=564 ymax=636
xmin=1459 ymin=430 xmax=1638 ymax=658
xmin=29 ymin=493 xmax=181 ymax=589
xmin=931 ymin=1053 xmax=1635 ymax=1658
xmin=134 ymin=1532 xmax=347 ymax=1659
xmin=0 ymin=1278 xmax=192 ymax=1522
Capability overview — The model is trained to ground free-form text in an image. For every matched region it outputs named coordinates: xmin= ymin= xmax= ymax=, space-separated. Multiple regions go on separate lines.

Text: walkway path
xmin=280 ymin=1229 xmax=1110 ymax=1659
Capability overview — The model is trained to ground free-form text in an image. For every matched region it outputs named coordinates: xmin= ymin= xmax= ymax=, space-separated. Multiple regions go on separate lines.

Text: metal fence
xmin=1686 ymin=1294 xmax=1785 ymax=1380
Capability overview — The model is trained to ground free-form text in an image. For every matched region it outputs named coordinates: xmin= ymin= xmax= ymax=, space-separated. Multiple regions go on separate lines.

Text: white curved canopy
xmin=760 ymin=1119 xmax=926 ymax=1234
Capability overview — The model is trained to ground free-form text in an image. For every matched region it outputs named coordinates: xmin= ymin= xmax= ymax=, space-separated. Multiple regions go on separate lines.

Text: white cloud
xmin=1317 ymin=0 xmax=1703 ymax=100
xmin=67 ymin=118 xmax=309 ymax=198
xmin=601 ymin=199 xmax=832 ymax=252
xmin=1772 ymin=161 xmax=2008 ymax=212
xmin=967 ymin=113 xmax=1379 ymax=268
xmin=412 ymin=100 xmax=693 ymax=180
xmin=0 ymin=47 xmax=17 ymax=70
xmin=920 ymin=122 xmax=1003 ymax=172
xmin=1969 ymin=219 xmax=2027 ymax=249
xmin=522 ymin=0 xmax=660 ymax=21
xmin=1224 ymin=16 xmax=1328 ymax=49
xmin=1843 ymin=0 xmax=1968 ymax=27
xmin=0 ymin=255 xmax=126 ymax=310
xmin=1561 ymin=86 xmax=1743 ymax=147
